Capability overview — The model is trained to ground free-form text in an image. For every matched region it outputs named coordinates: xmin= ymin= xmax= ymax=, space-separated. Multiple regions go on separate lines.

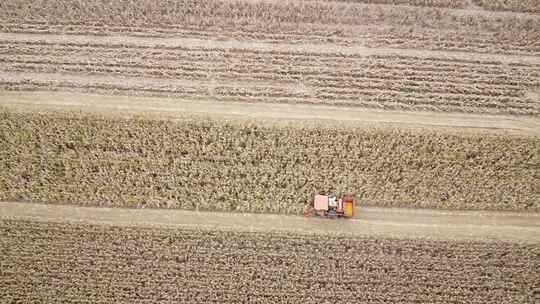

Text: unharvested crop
xmin=1 ymin=108 xmax=538 ymax=213
xmin=1 ymin=219 xmax=537 ymax=303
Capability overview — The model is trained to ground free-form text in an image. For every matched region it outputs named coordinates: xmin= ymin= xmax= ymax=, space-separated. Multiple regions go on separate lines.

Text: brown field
xmin=0 ymin=0 xmax=539 ymax=213
xmin=472 ymin=0 xmax=540 ymax=14
xmin=0 ymin=2 xmax=538 ymax=207
xmin=1 ymin=0 xmax=540 ymax=116
xmin=1 ymin=218 xmax=538 ymax=303
xmin=1 ymin=1 xmax=539 ymax=302
xmin=1 ymin=106 xmax=539 ymax=213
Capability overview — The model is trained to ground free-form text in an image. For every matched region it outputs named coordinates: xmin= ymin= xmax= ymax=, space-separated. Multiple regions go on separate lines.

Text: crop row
xmin=1 ymin=0 xmax=536 ymax=29
xmin=2 ymin=22 xmax=538 ymax=56
xmin=1 ymin=22 xmax=537 ymax=57
xmin=314 ymin=0 xmax=467 ymax=8
xmin=1 ymin=39 xmax=538 ymax=114
xmin=2 ymin=77 xmax=537 ymax=115
xmin=0 ymin=0 xmax=539 ymax=55
xmin=472 ymin=0 xmax=540 ymax=14
xmin=1 ymin=109 xmax=538 ymax=213
xmin=1 ymin=219 xmax=537 ymax=303
xmin=3 ymin=57 xmax=532 ymax=98
xmin=4 ymin=46 xmax=538 ymax=81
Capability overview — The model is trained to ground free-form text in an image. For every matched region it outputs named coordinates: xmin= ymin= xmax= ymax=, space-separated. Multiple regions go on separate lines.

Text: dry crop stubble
xmin=472 ymin=0 xmax=540 ymax=14
xmin=1 ymin=0 xmax=539 ymax=55
xmin=1 ymin=39 xmax=539 ymax=114
xmin=1 ymin=108 xmax=538 ymax=213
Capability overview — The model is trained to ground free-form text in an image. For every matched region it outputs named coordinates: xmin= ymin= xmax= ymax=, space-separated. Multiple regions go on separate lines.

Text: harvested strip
xmin=472 ymin=0 xmax=540 ymax=14
xmin=0 ymin=91 xmax=540 ymax=136
xmin=1 ymin=0 xmax=539 ymax=55
xmin=1 ymin=33 xmax=539 ymax=65
xmin=1 ymin=91 xmax=539 ymax=135
xmin=1 ymin=69 xmax=538 ymax=115
xmin=1 ymin=33 xmax=539 ymax=115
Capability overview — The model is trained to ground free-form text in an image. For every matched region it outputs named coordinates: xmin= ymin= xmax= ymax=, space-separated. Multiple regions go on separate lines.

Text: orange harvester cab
xmin=342 ymin=196 xmax=354 ymax=218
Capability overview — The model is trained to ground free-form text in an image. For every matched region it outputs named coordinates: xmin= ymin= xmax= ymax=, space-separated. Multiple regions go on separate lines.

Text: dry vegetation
xmin=0 ymin=1 xmax=539 ymax=301
xmin=1 ymin=0 xmax=539 ymax=116
xmin=0 ymin=0 xmax=539 ymax=55
xmin=0 ymin=1 xmax=538 ymax=213
xmin=1 ymin=219 xmax=538 ymax=303
xmin=2 ymin=41 xmax=539 ymax=115
xmin=1 ymin=109 xmax=538 ymax=213
xmin=473 ymin=0 xmax=540 ymax=14
xmin=315 ymin=0 xmax=467 ymax=7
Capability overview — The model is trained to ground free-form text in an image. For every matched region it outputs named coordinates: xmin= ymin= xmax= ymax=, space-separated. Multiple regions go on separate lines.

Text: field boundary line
xmin=1 ymin=90 xmax=538 ymax=136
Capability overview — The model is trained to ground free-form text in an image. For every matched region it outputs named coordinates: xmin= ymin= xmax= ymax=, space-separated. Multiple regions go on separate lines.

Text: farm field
xmin=1 ymin=95 xmax=539 ymax=213
xmin=0 ymin=1 xmax=538 ymax=212
xmin=1 ymin=202 xmax=539 ymax=303
xmin=3 ymin=220 xmax=536 ymax=303
xmin=1 ymin=0 xmax=540 ymax=213
xmin=1 ymin=1 xmax=540 ymax=302
xmin=1 ymin=0 xmax=540 ymax=115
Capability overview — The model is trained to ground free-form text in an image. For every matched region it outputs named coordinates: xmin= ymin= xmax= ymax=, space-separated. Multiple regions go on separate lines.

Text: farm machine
xmin=305 ymin=194 xmax=356 ymax=219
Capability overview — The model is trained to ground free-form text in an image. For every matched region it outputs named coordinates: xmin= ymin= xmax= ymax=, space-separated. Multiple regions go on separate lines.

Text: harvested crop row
xmin=2 ymin=23 xmax=538 ymax=56
xmin=472 ymin=0 xmax=540 ymax=14
xmin=1 ymin=0 xmax=539 ymax=55
xmin=1 ymin=108 xmax=538 ymax=213
xmin=3 ymin=43 xmax=538 ymax=90
xmin=2 ymin=36 xmax=539 ymax=115
xmin=1 ymin=219 xmax=537 ymax=303
xmin=2 ymin=71 xmax=538 ymax=115
xmin=314 ymin=0 xmax=467 ymax=8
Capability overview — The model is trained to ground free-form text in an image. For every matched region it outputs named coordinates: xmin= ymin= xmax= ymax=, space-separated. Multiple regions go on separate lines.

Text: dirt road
xmin=1 ymin=202 xmax=538 ymax=243
xmin=2 ymin=90 xmax=539 ymax=135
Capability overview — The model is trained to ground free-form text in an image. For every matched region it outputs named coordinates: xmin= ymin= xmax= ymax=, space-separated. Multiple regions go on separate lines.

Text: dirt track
xmin=2 ymin=90 xmax=539 ymax=135
xmin=1 ymin=202 xmax=538 ymax=243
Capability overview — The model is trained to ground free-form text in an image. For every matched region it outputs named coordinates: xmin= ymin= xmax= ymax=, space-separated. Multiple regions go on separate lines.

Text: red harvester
xmin=309 ymin=194 xmax=355 ymax=219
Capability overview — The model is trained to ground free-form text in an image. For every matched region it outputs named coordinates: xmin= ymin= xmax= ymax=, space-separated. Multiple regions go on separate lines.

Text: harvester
xmin=306 ymin=194 xmax=356 ymax=219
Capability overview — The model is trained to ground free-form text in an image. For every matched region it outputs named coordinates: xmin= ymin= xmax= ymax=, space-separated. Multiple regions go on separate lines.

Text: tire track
xmin=1 ymin=202 xmax=539 ymax=243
